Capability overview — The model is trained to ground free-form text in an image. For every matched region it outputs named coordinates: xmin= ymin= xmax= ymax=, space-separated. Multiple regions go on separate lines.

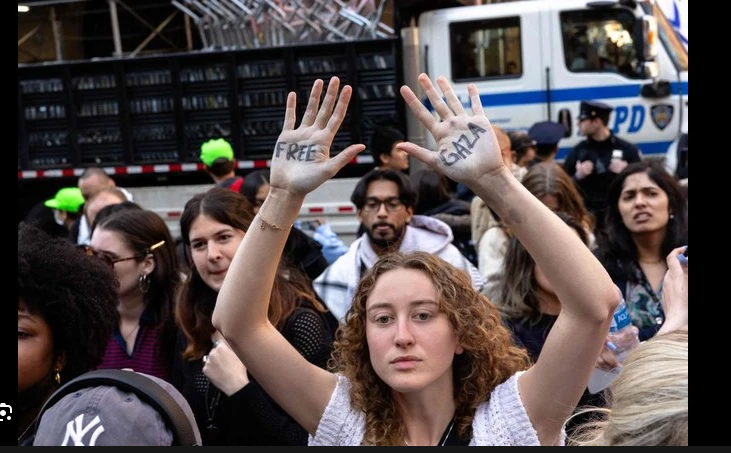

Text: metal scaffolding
xmin=170 ymin=0 xmax=394 ymax=49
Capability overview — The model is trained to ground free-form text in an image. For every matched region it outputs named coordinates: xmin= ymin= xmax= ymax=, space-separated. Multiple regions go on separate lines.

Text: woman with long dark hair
xmin=173 ymin=187 xmax=337 ymax=445
xmin=596 ymin=161 xmax=688 ymax=341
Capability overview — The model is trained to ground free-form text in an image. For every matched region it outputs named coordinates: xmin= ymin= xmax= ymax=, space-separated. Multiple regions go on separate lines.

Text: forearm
xmin=472 ymin=168 xmax=617 ymax=320
xmin=212 ymin=188 xmax=305 ymax=344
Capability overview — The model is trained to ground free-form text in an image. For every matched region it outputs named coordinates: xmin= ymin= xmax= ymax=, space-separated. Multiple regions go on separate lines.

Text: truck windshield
xmin=560 ymin=8 xmax=641 ymax=79
xmin=642 ymin=1 xmax=688 ymax=71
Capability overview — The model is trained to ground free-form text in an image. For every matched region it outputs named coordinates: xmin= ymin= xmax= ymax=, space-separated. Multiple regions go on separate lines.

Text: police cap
xmin=528 ymin=121 xmax=566 ymax=146
xmin=578 ymin=100 xmax=613 ymax=121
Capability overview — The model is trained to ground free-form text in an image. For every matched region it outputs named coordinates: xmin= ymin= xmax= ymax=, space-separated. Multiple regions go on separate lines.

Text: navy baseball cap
xmin=528 ymin=121 xmax=566 ymax=146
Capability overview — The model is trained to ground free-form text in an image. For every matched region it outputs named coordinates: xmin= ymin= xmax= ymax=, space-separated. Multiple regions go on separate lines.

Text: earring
xmin=55 ymin=368 xmax=61 ymax=385
xmin=138 ymin=273 xmax=150 ymax=294
xmin=669 ymin=213 xmax=675 ymax=219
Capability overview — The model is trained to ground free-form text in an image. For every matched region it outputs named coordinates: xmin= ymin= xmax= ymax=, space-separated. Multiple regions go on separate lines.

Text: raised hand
xmin=397 ymin=74 xmax=505 ymax=186
xmin=269 ymin=76 xmax=365 ymax=197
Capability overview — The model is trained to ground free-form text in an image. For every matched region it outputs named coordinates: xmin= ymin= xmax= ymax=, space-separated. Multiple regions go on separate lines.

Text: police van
xmin=403 ymin=0 xmax=688 ymax=163
xmin=18 ymin=0 xmax=687 ymax=244
xmin=307 ymin=0 xmax=688 ymax=242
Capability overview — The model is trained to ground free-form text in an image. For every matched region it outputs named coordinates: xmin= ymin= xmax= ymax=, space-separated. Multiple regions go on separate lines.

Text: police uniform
xmin=526 ymin=121 xmax=566 ymax=168
xmin=562 ymin=101 xmax=642 ymax=227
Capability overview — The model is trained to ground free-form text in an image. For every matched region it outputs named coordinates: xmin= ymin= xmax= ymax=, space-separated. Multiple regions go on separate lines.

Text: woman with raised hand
xmin=212 ymin=74 xmax=619 ymax=446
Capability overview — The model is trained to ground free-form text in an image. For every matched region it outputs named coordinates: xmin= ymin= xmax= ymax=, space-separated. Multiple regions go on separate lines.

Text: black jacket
xmin=563 ymin=133 xmax=642 ymax=212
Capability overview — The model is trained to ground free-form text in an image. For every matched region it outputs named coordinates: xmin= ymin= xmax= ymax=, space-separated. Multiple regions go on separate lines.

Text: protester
xmin=90 ymin=209 xmax=181 ymax=382
xmin=595 ymin=161 xmax=687 ymax=341
xmin=18 ymin=222 xmax=118 ymax=445
xmin=200 ymin=138 xmax=244 ymax=192
xmin=569 ymin=247 xmax=688 ymax=446
xmin=212 ymin=75 xmax=619 ymax=446
xmin=174 ymin=187 xmax=337 ymax=445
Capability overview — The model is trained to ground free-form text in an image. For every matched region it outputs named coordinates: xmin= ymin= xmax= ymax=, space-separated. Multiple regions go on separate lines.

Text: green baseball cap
xmin=200 ymin=138 xmax=234 ymax=167
xmin=44 ymin=187 xmax=85 ymax=213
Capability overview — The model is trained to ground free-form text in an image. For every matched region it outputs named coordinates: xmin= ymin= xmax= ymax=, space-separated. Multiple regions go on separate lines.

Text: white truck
xmin=310 ymin=0 xmax=687 ymax=243
xmin=18 ymin=0 xmax=687 ymax=244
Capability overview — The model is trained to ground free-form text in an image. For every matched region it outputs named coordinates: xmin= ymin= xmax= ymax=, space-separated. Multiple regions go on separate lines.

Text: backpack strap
xmin=230 ymin=176 xmax=244 ymax=193
xmin=36 ymin=369 xmax=199 ymax=446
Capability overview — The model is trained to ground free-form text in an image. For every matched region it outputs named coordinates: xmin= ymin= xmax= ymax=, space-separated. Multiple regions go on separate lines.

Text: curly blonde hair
xmin=568 ymin=328 xmax=688 ymax=446
xmin=330 ymin=251 xmax=530 ymax=445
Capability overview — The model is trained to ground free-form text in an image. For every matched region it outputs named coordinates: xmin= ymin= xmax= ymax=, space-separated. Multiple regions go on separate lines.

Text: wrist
xmin=470 ymin=167 xmax=518 ymax=208
xmin=267 ymin=186 xmax=306 ymax=205
xmin=470 ymin=166 xmax=512 ymax=193
xmin=222 ymin=377 xmax=250 ymax=397
xmin=259 ymin=188 xmax=305 ymax=229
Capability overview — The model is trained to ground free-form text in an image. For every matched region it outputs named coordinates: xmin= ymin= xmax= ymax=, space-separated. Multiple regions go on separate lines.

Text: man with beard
xmin=313 ymin=169 xmax=484 ymax=323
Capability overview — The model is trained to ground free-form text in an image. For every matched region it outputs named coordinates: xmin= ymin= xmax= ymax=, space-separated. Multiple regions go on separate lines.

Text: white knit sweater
xmin=309 ymin=371 xmax=564 ymax=446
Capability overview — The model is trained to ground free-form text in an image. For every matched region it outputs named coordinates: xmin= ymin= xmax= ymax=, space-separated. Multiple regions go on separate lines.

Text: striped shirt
xmin=97 ymin=306 xmax=172 ymax=382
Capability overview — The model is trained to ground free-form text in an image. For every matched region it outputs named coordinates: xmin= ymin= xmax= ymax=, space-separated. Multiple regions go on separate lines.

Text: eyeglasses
xmin=362 ymin=197 xmax=404 ymax=213
xmin=79 ymin=240 xmax=165 ymax=268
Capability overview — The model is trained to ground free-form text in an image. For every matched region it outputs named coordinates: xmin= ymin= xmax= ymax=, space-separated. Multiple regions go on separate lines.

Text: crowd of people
xmin=19 ymin=74 xmax=688 ymax=446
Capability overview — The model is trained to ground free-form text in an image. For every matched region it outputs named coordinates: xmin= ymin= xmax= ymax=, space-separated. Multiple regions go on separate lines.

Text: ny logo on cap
xmin=62 ymin=414 xmax=105 ymax=446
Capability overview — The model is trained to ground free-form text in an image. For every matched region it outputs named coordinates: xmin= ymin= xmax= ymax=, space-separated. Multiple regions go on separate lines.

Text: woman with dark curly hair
xmin=18 ymin=222 xmax=119 ymax=445
xmin=212 ymin=75 xmax=619 ymax=445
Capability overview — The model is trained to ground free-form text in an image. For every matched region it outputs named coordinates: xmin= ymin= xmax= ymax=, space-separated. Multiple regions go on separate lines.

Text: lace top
xmin=309 ymin=371 xmax=564 ymax=446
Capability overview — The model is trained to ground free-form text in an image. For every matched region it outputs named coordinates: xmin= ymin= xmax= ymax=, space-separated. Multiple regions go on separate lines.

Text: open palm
xmin=398 ymin=74 xmax=505 ymax=186
xmin=269 ymin=77 xmax=365 ymax=197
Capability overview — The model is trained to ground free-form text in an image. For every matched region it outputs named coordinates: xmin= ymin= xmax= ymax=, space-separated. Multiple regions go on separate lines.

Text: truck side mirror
xmin=641 ymin=80 xmax=671 ymax=98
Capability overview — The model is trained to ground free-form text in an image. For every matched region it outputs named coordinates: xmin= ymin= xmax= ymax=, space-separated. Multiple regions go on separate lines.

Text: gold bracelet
xmin=257 ymin=212 xmax=293 ymax=231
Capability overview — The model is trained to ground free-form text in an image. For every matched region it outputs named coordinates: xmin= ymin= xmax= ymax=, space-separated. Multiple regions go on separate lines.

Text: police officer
xmin=526 ymin=121 xmax=566 ymax=168
xmin=563 ymin=101 xmax=642 ymax=229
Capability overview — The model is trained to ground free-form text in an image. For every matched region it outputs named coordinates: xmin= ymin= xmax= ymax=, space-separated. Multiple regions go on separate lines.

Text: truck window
xmin=560 ymin=9 xmax=641 ymax=79
xmin=450 ymin=17 xmax=522 ymax=81
xmin=642 ymin=1 xmax=688 ymax=71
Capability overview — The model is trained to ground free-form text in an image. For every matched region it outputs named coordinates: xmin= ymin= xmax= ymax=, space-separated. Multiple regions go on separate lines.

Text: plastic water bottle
xmin=607 ymin=299 xmax=640 ymax=364
xmin=588 ymin=298 xmax=639 ymax=394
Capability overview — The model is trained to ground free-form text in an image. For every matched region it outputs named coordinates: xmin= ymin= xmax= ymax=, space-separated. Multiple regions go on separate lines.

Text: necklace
xmin=122 ymin=323 xmax=140 ymax=344
xmin=404 ymin=416 xmax=455 ymax=446
xmin=205 ymin=379 xmax=221 ymax=434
